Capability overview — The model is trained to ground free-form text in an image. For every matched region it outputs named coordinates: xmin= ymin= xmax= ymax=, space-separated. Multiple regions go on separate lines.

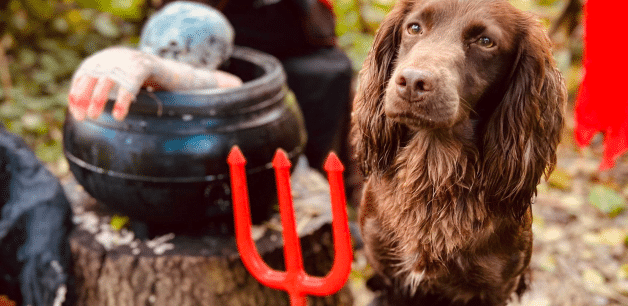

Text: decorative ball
xmin=139 ymin=1 xmax=235 ymax=70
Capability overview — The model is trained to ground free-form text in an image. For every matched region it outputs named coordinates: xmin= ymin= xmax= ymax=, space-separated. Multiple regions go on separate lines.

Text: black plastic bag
xmin=0 ymin=126 xmax=73 ymax=306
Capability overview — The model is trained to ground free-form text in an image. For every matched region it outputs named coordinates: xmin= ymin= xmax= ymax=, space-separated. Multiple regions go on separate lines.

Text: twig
xmin=549 ymin=0 xmax=582 ymax=38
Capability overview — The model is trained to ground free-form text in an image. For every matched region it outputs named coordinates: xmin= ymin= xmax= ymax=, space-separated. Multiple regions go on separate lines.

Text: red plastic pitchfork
xmin=227 ymin=146 xmax=353 ymax=306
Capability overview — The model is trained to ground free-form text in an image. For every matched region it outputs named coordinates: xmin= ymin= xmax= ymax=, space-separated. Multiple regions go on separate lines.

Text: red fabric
xmin=575 ymin=1 xmax=628 ymax=170
xmin=317 ymin=0 xmax=334 ymax=13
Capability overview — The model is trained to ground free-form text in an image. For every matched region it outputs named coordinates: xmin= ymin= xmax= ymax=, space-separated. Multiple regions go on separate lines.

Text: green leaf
xmin=77 ymin=0 xmax=145 ymax=20
xmin=110 ymin=215 xmax=130 ymax=231
xmin=35 ymin=140 xmax=63 ymax=163
xmin=617 ymin=263 xmax=628 ymax=280
xmin=341 ymin=32 xmax=374 ymax=72
xmin=336 ymin=10 xmax=361 ymax=37
xmin=93 ymin=13 xmax=121 ymax=38
xmin=0 ymin=102 xmax=27 ymax=120
xmin=53 ymin=17 xmax=69 ymax=33
xmin=361 ymin=5 xmax=388 ymax=29
xmin=83 ymin=33 xmax=110 ymax=54
xmin=24 ymin=96 xmax=57 ymax=111
xmin=588 ymin=184 xmax=626 ymax=217
xmin=37 ymin=39 xmax=62 ymax=52
xmin=21 ymin=112 xmax=48 ymax=135
xmin=566 ymin=65 xmax=584 ymax=96
xmin=108 ymin=0 xmax=145 ymax=20
xmin=537 ymin=0 xmax=560 ymax=6
xmin=31 ymin=69 xmax=55 ymax=85
xmin=73 ymin=0 xmax=98 ymax=11
xmin=5 ymin=121 xmax=25 ymax=136
xmin=20 ymin=0 xmax=54 ymax=20
xmin=56 ymin=49 xmax=82 ymax=76
xmin=53 ymin=109 xmax=67 ymax=123
xmin=18 ymin=48 xmax=37 ymax=68
xmin=11 ymin=10 xmax=31 ymax=33
xmin=39 ymin=53 xmax=62 ymax=76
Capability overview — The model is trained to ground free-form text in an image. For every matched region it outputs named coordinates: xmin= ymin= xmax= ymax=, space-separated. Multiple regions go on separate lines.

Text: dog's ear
xmin=352 ymin=1 xmax=415 ymax=175
xmin=481 ymin=17 xmax=566 ymax=218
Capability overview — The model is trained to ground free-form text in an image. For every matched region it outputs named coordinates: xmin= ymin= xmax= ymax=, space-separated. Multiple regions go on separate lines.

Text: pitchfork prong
xmin=298 ymin=152 xmax=353 ymax=295
xmin=272 ymin=149 xmax=306 ymax=282
xmin=228 ymin=146 xmax=287 ymax=289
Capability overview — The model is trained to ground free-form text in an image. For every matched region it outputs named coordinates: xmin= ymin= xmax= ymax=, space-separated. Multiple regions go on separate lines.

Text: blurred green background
xmin=0 ymin=0 xmax=582 ymax=176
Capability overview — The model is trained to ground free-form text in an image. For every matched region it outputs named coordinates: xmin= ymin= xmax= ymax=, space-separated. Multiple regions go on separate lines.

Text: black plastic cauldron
xmin=63 ymin=47 xmax=307 ymax=232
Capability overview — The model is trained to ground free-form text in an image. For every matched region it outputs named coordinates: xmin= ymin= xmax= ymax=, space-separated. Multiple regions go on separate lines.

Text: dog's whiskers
xmin=459 ymin=97 xmax=478 ymax=117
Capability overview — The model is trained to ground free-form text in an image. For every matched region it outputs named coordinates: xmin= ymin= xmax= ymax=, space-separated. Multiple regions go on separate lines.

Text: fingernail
xmin=86 ymin=105 xmax=96 ymax=119
xmin=72 ymin=109 xmax=86 ymax=121
xmin=112 ymin=107 xmax=126 ymax=121
xmin=75 ymin=76 xmax=88 ymax=92
xmin=87 ymin=103 xmax=101 ymax=119
xmin=69 ymin=96 xmax=86 ymax=121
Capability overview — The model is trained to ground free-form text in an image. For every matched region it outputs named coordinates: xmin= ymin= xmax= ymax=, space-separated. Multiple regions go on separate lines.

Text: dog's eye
xmin=407 ymin=23 xmax=422 ymax=35
xmin=476 ymin=37 xmax=495 ymax=48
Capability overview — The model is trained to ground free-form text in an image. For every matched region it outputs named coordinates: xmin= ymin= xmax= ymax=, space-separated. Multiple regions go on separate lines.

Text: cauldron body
xmin=63 ymin=47 xmax=307 ymax=231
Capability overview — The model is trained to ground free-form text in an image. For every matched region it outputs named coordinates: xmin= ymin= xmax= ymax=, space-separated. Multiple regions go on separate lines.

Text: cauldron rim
xmin=129 ymin=46 xmax=286 ymax=117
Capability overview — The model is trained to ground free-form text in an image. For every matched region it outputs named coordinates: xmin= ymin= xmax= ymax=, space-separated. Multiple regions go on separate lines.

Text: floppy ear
xmin=351 ymin=1 xmax=415 ymax=175
xmin=481 ymin=18 xmax=566 ymax=218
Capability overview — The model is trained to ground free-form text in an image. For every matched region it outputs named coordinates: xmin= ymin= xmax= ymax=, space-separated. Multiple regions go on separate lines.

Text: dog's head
xmin=352 ymin=0 xmax=565 ymax=216
xmin=384 ymin=0 xmax=522 ymax=129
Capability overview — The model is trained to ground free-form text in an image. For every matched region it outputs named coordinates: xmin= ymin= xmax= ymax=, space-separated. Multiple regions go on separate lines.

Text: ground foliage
xmin=4 ymin=0 xmax=628 ymax=305
xmin=0 ymin=0 xmax=153 ymax=174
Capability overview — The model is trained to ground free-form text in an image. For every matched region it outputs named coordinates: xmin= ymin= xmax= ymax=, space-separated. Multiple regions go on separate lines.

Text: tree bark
xmin=66 ymin=158 xmax=354 ymax=306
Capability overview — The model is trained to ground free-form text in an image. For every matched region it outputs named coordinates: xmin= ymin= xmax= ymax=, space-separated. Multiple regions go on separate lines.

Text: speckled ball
xmin=139 ymin=1 xmax=235 ymax=70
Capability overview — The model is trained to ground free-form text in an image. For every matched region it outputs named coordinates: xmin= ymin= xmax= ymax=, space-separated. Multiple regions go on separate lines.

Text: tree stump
xmin=65 ymin=158 xmax=353 ymax=306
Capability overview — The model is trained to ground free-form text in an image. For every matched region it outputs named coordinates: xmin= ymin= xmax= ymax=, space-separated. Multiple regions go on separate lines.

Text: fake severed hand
xmin=68 ymin=47 xmax=242 ymax=121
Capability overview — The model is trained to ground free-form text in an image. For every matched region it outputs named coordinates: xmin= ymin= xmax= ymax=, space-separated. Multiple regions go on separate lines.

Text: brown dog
xmin=351 ymin=0 xmax=566 ymax=305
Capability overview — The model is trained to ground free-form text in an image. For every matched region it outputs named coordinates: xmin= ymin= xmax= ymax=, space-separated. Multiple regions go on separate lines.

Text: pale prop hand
xmin=68 ymin=47 xmax=242 ymax=121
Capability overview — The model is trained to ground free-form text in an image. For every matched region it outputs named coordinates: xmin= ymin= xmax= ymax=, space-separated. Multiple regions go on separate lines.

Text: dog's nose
xmin=395 ymin=68 xmax=434 ymax=101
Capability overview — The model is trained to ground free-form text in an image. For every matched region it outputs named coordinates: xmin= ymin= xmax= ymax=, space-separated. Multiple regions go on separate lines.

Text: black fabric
xmin=0 ymin=126 xmax=73 ymax=306
xmin=223 ymin=1 xmax=313 ymax=59
xmin=281 ymin=47 xmax=352 ymax=169
xmin=299 ymin=0 xmax=337 ymax=47
xmin=159 ymin=0 xmax=335 ymax=58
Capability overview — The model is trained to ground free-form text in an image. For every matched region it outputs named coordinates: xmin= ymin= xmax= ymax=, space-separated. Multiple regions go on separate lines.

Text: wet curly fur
xmin=351 ymin=0 xmax=566 ymax=305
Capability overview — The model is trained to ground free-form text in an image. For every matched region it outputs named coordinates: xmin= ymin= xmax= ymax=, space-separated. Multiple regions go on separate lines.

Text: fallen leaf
xmin=562 ymin=195 xmax=584 ymax=210
xmin=582 ymin=268 xmax=605 ymax=290
xmin=617 ymin=264 xmax=628 ymax=280
xmin=588 ymin=184 xmax=626 ymax=217
xmin=537 ymin=253 xmax=557 ymax=272
xmin=537 ymin=225 xmax=564 ymax=242
xmin=547 ymin=168 xmax=572 ymax=190
xmin=110 ymin=214 xmax=130 ymax=231
xmin=599 ymin=228 xmax=627 ymax=246
xmin=583 ymin=232 xmax=601 ymax=245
